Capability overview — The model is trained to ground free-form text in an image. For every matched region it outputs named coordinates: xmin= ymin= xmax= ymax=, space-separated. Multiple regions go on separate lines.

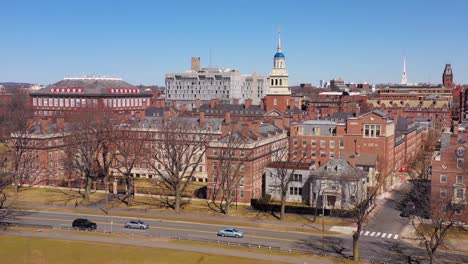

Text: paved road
xmin=2 ymin=209 xmax=467 ymax=264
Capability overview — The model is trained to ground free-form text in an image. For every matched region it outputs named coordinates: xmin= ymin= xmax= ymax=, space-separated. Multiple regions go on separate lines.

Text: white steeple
xmin=400 ymin=56 xmax=407 ymax=85
xmin=267 ymin=31 xmax=290 ymax=95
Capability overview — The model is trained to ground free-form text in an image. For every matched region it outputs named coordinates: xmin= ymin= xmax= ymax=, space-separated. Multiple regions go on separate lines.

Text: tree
xmin=209 ymin=125 xmax=255 ymax=216
xmin=65 ymin=110 xmax=116 ymax=202
xmin=266 ymin=141 xmax=306 ymax=220
xmin=0 ymin=90 xmax=40 ymax=192
xmin=0 ymin=148 xmax=12 ymax=210
xmin=113 ymin=125 xmax=149 ymax=206
xmin=409 ymin=190 xmax=465 ymax=264
xmin=147 ymin=119 xmax=209 ymax=212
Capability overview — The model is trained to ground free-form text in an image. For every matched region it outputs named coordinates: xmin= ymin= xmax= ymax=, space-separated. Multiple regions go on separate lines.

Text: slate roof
xmin=197 ymin=103 xmax=265 ymax=116
xmin=31 ymin=78 xmax=152 ymax=97
xmin=310 ymin=159 xmax=365 ymax=180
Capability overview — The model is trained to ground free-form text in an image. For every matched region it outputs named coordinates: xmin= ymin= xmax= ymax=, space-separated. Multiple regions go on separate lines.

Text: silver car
xmin=124 ymin=220 xmax=149 ymax=229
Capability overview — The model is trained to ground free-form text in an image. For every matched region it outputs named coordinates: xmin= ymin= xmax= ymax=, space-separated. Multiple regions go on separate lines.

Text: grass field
xmin=0 ymin=235 xmax=285 ymax=264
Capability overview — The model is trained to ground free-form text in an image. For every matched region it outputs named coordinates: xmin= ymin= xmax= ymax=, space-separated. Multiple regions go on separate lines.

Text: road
xmin=2 ymin=209 xmax=467 ymax=264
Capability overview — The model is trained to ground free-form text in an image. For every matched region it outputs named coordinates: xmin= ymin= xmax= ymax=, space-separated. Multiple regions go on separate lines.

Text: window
xmin=330 ymin=140 xmax=335 ymax=148
xmin=293 ymin=174 xmax=302 ymax=182
xmin=293 ymin=139 xmax=297 ymax=146
xmin=440 ymin=175 xmax=447 ymax=183
xmin=311 ymin=139 xmax=316 ymax=147
xmin=289 ymin=187 xmax=302 ymax=195
xmin=456 ymin=175 xmax=464 ymax=184
xmin=33 ymin=98 xmax=37 ymax=106
xmin=48 ymin=98 xmax=53 ymax=106
xmin=302 ymin=139 xmax=307 ymax=147
xmin=59 ymin=98 xmax=64 ymax=107
xmin=71 ymin=98 xmax=75 ymax=107
xmin=38 ymin=98 xmax=43 ymax=106
xmin=440 ymin=189 xmax=447 ymax=198
xmin=65 ymin=99 xmax=69 ymax=107
xmin=273 ymin=98 xmax=277 ymax=105
xmin=311 ymin=152 xmax=316 ymax=158
xmin=54 ymin=98 xmax=58 ymax=107
xmin=213 ymin=162 xmax=218 ymax=170
xmin=199 ymin=166 xmax=203 ymax=172
xmin=320 ymin=140 xmax=326 ymax=148
xmin=339 ymin=139 xmax=344 ymax=148
xmin=330 ymin=152 xmax=335 ymax=158
xmin=240 ymin=151 xmax=245 ymax=158
xmin=455 ymin=188 xmax=465 ymax=199
xmin=364 ymin=124 xmax=382 ymax=138
xmin=302 ymin=152 xmax=307 ymax=158
xmin=239 ymin=176 xmax=244 ymax=186
xmin=81 ymin=98 xmax=86 ymax=107
xmin=457 ymin=158 xmax=464 ymax=169
xmin=213 ymin=149 xmax=218 ymax=156
xmin=320 ymin=151 xmax=326 ymax=157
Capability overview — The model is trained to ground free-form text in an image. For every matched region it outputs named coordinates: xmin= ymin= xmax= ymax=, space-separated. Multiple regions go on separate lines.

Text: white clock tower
xmin=268 ymin=31 xmax=290 ymax=95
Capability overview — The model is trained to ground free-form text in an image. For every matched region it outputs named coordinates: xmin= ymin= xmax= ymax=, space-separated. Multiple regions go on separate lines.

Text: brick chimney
xmin=195 ymin=98 xmax=201 ymax=109
xmin=225 ymin=112 xmax=231 ymax=124
xmin=244 ymin=98 xmax=252 ymax=109
xmin=241 ymin=123 xmax=249 ymax=138
xmin=210 ymin=99 xmax=218 ymax=109
xmin=199 ymin=112 xmax=205 ymax=128
xmin=260 ymin=99 xmax=265 ymax=111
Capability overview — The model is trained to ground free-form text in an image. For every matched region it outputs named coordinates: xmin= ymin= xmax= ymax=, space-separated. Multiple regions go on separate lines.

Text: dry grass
xmin=0 ymin=234 xmax=284 ymax=264
xmin=5 ymin=187 xmax=105 ymax=206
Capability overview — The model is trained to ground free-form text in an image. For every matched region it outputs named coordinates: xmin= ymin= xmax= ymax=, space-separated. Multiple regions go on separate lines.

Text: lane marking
xmin=376 ymin=232 xmax=381 ymax=237
xmin=393 ymin=234 xmax=399 ymax=239
xmin=364 ymin=231 xmax=369 ymax=236
xmin=381 ymin=233 xmax=387 ymax=238
xmin=386 ymin=233 xmax=392 ymax=238
xmin=370 ymin=232 xmax=375 ymax=237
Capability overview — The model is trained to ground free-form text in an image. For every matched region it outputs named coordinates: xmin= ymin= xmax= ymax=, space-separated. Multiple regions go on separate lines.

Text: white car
xmin=124 ymin=220 xmax=149 ymax=229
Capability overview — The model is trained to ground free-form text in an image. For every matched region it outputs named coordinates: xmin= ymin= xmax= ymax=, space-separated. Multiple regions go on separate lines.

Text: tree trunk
xmin=353 ymin=234 xmax=359 ymax=262
xmin=224 ymin=194 xmax=231 ymax=215
xmin=84 ymin=177 xmax=92 ymax=202
xmin=126 ymin=176 xmax=133 ymax=206
xmin=280 ymin=193 xmax=287 ymax=220
xmin=174 ymin=188 xmax=181 ymax=212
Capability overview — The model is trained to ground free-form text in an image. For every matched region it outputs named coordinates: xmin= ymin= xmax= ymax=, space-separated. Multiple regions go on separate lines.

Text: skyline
xmin=1 ymin=0 xmax=468 ymax=86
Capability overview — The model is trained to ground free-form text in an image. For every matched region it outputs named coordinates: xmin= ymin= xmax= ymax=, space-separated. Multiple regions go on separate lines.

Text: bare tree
xmin=209 ymin=126 xmax=255 ymax=216
xmin=147 ymin=119 xmax=209 ymax=212
xmin=113 ymin=125 xmax=149 ymax=206
xmin=409 ymin=191 xmax=465 ymax=264
xmin=65 ymin=110 xmax=116 ymax=202
xmin=0 ymin=147 xmax=12 ymax=210
xmin=0 ymin=91 xmax=40 ymax=192
xmin=266 ymin=142 xmax=307 ymax=220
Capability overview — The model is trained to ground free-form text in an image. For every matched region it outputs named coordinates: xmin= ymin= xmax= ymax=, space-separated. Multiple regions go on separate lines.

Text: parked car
xmin=217 ymin=228 xmax=244 ymax=238
xmin=124 ymin=220 xmax=149 ymax=229
xmin=72 ymin=218 xmax=97 ymax=230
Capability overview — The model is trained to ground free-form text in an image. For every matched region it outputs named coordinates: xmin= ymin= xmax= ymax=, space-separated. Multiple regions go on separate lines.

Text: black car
xmin=72 ymin=218 xmax=97 ymax=230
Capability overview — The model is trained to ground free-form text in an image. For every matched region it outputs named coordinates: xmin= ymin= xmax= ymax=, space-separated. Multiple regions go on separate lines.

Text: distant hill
xmin=0 ymin=82 xmax=33 ymax=89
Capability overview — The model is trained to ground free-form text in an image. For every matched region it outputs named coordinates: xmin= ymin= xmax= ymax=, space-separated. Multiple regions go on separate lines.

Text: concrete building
xmin=165 ymin=58 xmax=267 ymax=109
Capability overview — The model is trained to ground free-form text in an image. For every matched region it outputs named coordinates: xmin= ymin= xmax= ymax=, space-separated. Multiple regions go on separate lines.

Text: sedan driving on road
xmin=124 ymin=220 xmax=149 ymax=229
xmin=217 ymin=228 xmax=244 ymax=238
xmin=72 ymin=218 xmax=97 ymax=230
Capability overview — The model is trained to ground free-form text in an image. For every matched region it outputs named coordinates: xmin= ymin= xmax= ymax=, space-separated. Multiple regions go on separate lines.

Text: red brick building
xmin=30 ymin=76 xmax=152 ymax=120
xmin=206 ymin=120 xmax=288 ymax=203
xmin=431 ymin=122 xmax=467 ymax=222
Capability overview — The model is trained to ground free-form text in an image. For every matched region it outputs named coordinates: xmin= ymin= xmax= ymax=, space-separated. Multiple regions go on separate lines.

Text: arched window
xmin=275 ymin=79 xmax=278 ymax=85
xmin=280 ymin=79 xmax=282 ymax=85
xmin=271 ymin=79 xmax=274 ymax=85
xmin=280 ymin=61 xmax=283 ymax=68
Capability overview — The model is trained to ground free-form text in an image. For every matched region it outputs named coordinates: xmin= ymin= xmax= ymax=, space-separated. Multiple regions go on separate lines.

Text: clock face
xmin=456 ymin=147 xmax=465 ymax=158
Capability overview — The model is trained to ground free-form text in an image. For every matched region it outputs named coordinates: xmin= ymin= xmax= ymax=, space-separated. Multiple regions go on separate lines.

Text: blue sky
xmin=1 ymin=0 xmax=467 ymax=86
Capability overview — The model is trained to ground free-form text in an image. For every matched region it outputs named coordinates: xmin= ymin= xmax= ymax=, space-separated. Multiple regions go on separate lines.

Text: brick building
xmin=431 ymin=122 xmax=468 ymax=222
xmin=30 ymin=76 xmax=152 ymax=120
xmin=206 ymin=120 xmax=288 ymax=203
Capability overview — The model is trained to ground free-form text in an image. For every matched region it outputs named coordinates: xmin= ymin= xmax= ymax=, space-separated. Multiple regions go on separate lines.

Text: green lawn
xmin=0 ymin=235 xmax=284 ymax=264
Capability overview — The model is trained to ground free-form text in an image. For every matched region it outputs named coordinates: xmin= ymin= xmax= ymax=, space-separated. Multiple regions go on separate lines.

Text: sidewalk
xmin=1 ymin=230 xmax=336 ymax=264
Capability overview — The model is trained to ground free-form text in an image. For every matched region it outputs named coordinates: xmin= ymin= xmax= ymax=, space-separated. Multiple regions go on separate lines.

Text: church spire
xmin=401 ymin=56 xmax=407 ymax=85
xmin=277 ymin=30 xmax=282 ymax=53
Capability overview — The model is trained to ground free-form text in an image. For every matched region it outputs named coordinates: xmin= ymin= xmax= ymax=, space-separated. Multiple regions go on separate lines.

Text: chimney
xmin=241 ymin=123 xmax=249 ymax=138
xmin=210 ymin=99 xmax=218 ymax=109
xmin=225 ymin=112 xmax=231 ymax=124
xmin=163 ymin=110 xmax=170 ymax=124
xmin=191 ymin=57 xmax=201 ymax=72
xmin=56 ymin=117 xmax=65 ymax=130
xmin=348 ymin=154 xmax=356 ymax=168
xmin=260 ymin=99 xmax=265 ymax=111
xmin=454 ymin=124 xmax=459 ymax=135
xmin=195 ymin=98 xmax=201 ymax=109
xmin=244 ymin=98 xmax=252 ymax=109
xmin=171 ymin=101 xmax=177 ymax=109
xmin=199 ymin=112 xmax=205 ymax=128
xmin=355 ymin=105 xmax=360 ymax=117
